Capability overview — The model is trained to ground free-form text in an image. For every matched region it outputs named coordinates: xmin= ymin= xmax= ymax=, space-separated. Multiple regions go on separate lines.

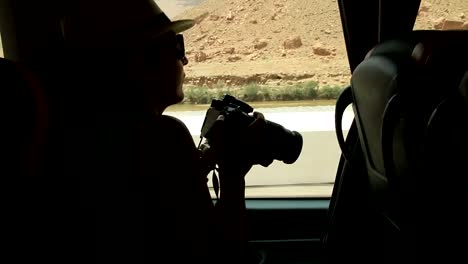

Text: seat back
xmin=330 ymin=30 xmax=468 ymax=261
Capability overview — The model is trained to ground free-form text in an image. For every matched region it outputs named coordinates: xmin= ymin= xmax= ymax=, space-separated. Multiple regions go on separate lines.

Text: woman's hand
xmin=205 ymin=111 xmax=273 ymax=174
xmin=199 ymin=111 xmax=273 ymax=202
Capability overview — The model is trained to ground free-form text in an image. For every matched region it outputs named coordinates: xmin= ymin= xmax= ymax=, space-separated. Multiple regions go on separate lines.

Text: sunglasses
xmin=138 ymin=33 xmax=188 ymax=66
xmin=175 ymin=34 xmax=188 ymax=65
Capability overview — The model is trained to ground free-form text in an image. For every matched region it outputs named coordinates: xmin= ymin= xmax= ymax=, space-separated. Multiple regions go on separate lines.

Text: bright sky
xmin=154 ymin=0 xmax=191 ymax=19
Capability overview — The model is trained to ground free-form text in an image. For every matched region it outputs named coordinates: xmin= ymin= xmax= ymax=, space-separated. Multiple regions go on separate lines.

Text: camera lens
xmin=265 ymin=121 xmax=303 ymax=164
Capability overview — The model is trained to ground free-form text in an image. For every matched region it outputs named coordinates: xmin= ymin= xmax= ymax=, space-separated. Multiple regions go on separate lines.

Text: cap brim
xmin=147 ymin=19 xmax=195 ymax=39
xmin=169 ymin=19 xmax=196 ymax=34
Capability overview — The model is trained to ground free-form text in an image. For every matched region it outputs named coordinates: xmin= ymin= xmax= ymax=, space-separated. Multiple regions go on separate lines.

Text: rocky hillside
xmin=414 ymin=0 xmax=467 ymax=30
xmin=176 ymin=0 xmax=467 ymax=87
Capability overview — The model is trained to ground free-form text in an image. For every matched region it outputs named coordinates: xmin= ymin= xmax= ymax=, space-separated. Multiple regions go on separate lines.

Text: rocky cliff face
xmin=174 ymin=0 xmax=467 ymax=87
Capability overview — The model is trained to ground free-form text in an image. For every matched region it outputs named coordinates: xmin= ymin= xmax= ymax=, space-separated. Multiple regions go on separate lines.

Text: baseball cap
xmin=62 ymin=0 xmax=195 ymax=49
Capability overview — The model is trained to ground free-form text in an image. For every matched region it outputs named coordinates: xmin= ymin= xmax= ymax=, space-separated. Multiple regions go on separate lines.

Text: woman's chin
xmin=175 ymin=91 xmax=184 ymax=104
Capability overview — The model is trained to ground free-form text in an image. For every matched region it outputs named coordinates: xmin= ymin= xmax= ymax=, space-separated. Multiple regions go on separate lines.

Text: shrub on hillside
xmin=318 ymin=85 xmax=344 ymax=99
xmin=182 ymin=82 xmax=344 ymax=104
xmin=184 ymin=86 xmax=211 ymax=104
xmin=302 ymin=81 xmax=319 ymax=99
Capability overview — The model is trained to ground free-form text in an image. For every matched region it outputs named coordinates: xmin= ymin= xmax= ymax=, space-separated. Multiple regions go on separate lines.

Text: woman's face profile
xmin=127 ymin=32 xmax=186 ymax=112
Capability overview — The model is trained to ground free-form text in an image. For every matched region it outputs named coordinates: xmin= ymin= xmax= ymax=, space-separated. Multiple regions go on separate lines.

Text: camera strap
xmin=198 ymin=137 xmax=220 ymax=199
xmin=212 ymin=166 xmax=220 ymax=199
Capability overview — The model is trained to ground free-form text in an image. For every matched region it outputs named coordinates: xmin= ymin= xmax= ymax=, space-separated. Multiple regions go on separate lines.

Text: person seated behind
xmin=60 ymin=0 xmax=272 ymax=262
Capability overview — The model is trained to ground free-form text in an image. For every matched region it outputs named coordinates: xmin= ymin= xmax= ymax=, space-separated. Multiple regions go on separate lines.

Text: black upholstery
xmin=353 ymin=30 xmax=467 ymax=209
xmin=332 ymin=30 xmax=468 ymax=261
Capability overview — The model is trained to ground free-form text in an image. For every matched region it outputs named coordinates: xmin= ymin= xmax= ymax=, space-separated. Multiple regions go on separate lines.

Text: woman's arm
xmin=202 ymin=112 xmax=273 ymax=261
xmin=147 ymin=114 xmax=269 ymax=262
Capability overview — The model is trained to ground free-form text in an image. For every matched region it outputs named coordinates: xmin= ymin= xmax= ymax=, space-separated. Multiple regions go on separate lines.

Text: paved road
xmin=166 ymin=106 xmax=354 ymax=189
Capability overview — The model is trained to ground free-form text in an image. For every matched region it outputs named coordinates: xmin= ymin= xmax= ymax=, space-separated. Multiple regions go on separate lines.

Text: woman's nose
xmin=181 ymin=56 xmax=188 ymax=65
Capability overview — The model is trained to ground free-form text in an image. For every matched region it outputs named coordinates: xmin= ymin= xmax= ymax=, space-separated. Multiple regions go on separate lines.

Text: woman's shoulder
xmin=158 ymin=115 xmax=189 ymax=130
xmin=155 ymin=115 xmax=193 ymax=139
xmin=143 ymin=114 xmax=196 ymax=149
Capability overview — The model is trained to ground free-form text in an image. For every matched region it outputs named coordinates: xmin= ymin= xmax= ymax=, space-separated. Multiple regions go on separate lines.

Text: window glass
xmin=414 ymin=0 xmax=467 ymax=30
xmin=158 ymin=0 xmax=353 ymax=197
xmin=0 ymin=33 xmax=4 ymax=58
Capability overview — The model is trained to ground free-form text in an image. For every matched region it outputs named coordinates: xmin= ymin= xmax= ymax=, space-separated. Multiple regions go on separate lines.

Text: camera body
xmin=200 ymin=95 xmax=303 ymax=164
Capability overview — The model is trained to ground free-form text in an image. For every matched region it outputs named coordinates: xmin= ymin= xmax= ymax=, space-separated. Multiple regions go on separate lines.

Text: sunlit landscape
xmin=155 ymin=0 xmax=467 ymax=197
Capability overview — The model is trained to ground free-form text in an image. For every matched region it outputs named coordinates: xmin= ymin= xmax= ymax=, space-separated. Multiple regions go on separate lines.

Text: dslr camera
xmin=200 ymin=95 xmax=303 ymax=164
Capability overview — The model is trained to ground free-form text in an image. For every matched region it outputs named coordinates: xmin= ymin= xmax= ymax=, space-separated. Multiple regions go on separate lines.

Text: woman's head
xmin=62 ymin=0 xmax=194 ymax=114
xmin=126 ymin=32 xmax=188 ymax=112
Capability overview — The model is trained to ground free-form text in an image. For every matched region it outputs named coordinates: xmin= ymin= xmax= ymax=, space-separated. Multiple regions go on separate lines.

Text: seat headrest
xmin=368 ymin=30 xmax=468 ymax=66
